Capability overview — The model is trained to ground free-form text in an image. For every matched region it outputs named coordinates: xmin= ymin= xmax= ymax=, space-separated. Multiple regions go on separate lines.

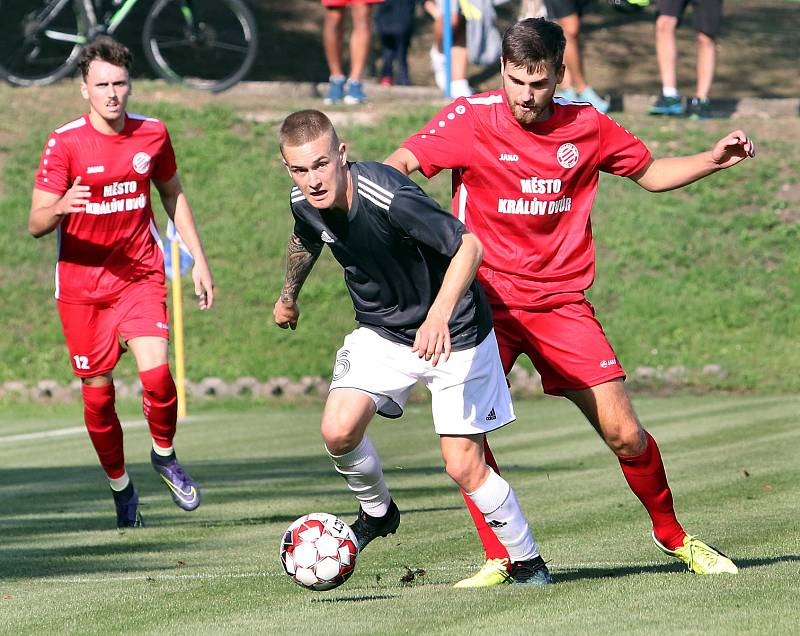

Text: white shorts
xmin=329 ymin=327 xmax=515 ymax=436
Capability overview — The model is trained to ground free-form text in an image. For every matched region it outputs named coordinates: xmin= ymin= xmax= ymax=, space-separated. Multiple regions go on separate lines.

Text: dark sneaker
xmin=112 ymin=483 xmax=143 ymax=528
xmin=324 ymin=75 xmax=346 ymax=104
xmin=649 ymin=94 xmax=684 ymax=116
xmin=509 ymin=555 xmax=554 ymax=586
xmin=150 ymin=449 xmax=201 ymax=511
xmin=350 ymin=500 xmax=400 ymax=551
xmin=344 ymin=80 xmax=368 ymax=105
xmin=686 ymin=97 xmax=712 ymax=120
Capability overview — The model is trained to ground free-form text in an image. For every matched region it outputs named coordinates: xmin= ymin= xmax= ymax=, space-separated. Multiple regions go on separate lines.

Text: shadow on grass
xmin=0 ymin=540 xmax=187 ymax=580
xmin=554 ymin=554 xmax=800 ymax=582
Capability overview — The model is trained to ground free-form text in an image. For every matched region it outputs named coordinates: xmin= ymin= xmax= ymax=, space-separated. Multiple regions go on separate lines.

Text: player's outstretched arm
xmin=154 ymin=174 xmax=215 ymax=310
xmin=413 ymin=232 xmax=483 ymax=366
xmin=28 ymin=177 xmax=90 ymax=238
xmin=632 ymin=130 xmax=756 ymax=193
xmin=384 ymin=148 xmax=422 ymax=177
xmin=273 ymin=232 xmax=322 ymax=331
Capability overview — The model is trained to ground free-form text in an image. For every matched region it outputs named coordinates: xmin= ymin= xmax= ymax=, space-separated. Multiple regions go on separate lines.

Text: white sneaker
xmin=430 ymin=45 xmax=445 ymax=90
xmin=450 ymin=78 xmax=473 ymax=98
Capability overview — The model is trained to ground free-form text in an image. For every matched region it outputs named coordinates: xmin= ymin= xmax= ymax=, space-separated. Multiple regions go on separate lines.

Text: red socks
xmin=82 ymin=383 xmax=125 ymax=479
xmin=139 ymin=364 xmax=178 ymax=449
xmin=459 ymin=437 xmax=512 ymax=564
xmin=617 ymin=431 xmax=686 ymax=550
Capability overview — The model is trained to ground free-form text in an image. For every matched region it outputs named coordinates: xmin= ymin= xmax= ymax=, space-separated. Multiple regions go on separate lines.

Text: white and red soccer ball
xmin=280 ymin=513 xmax=359 ymax=591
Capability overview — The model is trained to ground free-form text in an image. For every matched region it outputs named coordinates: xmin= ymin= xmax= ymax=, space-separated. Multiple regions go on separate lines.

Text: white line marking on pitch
xmin=0 ymin=417 xmax=204 ymax=444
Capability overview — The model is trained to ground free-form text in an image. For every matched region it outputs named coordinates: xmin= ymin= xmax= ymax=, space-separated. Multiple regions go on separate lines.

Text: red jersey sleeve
xmin=151 ymin=125 xmax=178 ymax=183
xmin=34 ymin=132 xmax=71 ymax=195
xmin=596 ymin=112 xmax=651 ymax=177
xmin=401 ymin=97 xmax=476 ymax=179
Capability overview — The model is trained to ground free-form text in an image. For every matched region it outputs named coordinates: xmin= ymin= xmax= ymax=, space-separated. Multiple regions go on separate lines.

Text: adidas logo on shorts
xmin=485 ymin=408 xmax=496 ymax=421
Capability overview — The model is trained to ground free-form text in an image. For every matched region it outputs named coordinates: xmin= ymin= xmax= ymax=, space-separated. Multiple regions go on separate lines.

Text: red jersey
xmin=34 ymin=113 xmax=177 ymax=304
xmin=403 ymin=91 xmax=651 ymax=310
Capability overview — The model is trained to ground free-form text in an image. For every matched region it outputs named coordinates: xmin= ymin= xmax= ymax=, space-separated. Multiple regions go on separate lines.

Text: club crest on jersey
xmin=132 ymin=151 xmax=151 ymax=175
xmin=556 ymin=143 xmax=579 ymax=169
xmin=320 ymin=231 xmax=335 ymax=243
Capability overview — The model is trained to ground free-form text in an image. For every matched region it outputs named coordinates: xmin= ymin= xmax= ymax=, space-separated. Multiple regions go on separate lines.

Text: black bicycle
xmin=0 ymin=0 xmax=258 ymax=92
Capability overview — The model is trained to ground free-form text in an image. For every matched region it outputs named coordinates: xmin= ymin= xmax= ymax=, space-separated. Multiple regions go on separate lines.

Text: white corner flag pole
xmin=170 ymin=237 xmax=187 ymax=419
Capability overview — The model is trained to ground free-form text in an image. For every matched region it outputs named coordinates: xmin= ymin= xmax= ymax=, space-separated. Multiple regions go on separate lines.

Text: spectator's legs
xmin=349 ymin=3 xmax=374 ymax=82
xmin=380 ymin=33 xmax=397 ymax=81
xmin=433 ymin=10 xmax=468 ymax=82
xmin=323 ymin=7 xmax=346 ymax=78
xmin=396 ymin=29 xmax=412 ymax=85
xmin=695 ymin=31 xmax=716 ymax=100
xmin=559 ymin=14 xmax=586 ymax=93
xmin=655 ymin=14 xmax=679 ymax=95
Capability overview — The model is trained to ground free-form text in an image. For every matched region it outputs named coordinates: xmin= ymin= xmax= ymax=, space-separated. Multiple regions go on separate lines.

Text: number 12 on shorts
xmin=73 ymin=355 xmax=90 ymax=370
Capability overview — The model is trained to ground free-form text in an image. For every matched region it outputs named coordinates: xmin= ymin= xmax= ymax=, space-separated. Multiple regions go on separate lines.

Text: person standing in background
xmin=649 ymin=0 xmax=723 ymax=119
xmin=322 ymin=0 xmax=385 ymax=104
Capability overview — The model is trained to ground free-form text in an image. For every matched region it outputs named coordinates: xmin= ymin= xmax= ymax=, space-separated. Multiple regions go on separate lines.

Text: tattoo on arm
xmin=280 ymin=233 xmax=322 ymax=304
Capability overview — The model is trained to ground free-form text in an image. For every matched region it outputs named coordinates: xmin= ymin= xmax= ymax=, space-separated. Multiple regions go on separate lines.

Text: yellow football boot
xmin=453 ymin=558 xmax=513 ymax=588
xmin=653 ymin=532 xmax=738 ymax=574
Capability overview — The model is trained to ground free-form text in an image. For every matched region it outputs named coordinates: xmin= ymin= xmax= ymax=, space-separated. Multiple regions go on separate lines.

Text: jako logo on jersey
xmin=556 ymin=143 xmax=579 ymax=169
xmin=86 ymin=165 xmax=105 ymax=174
xmin=599 ymin=358 xmax=617 ymax=369
xmin=320 ymin=231 xmax=335 ymax=243
xmin=486 ymin=520 xmax=507 ymax=528
xmin=332 ymin=350 xmax=351 ymax=380
xmin=132 ymin=151 xmax=151 ymax=175
xmin=499 ymin=153 xmax=519 ymax=162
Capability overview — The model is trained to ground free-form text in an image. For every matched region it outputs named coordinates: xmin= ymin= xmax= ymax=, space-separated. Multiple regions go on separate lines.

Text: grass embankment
xmin=1 ymin=88 xmax=798 ymax=390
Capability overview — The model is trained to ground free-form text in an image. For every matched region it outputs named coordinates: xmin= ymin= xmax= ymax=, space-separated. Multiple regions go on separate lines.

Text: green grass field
xmin=1 ymin=396 xmax=798 ymax=634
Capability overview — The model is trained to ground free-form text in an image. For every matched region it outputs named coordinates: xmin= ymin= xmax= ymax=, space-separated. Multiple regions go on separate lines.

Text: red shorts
xmin=322 ymin=0 xmax=383 ymax=6
xmin=58 ymin=281 xmax=169 ymax=378
xmin=492 ymin=299 xmax=626 ymax=396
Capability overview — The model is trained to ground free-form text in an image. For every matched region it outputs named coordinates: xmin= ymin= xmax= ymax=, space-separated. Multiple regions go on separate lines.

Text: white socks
xmin=109 ymin=472 xmax=130 ymax=492
xmin=467 ymin=468 xmax=539 ymax=562
xmin=152 ymin=442 xmax=174 ymax=457
xmin=327 ymin=436 xmax=391 ymax=518
xmin=662 ymin=86 xmax=679 ymax=98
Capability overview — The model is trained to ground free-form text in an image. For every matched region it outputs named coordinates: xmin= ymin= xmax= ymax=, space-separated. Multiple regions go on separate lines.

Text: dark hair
xmin=502 ymin=18 xmax=566 ymax=73
xmin=78 ymin=36 xmax=133 ymax=80
xmin=279 ymin=109 xmax=340 ymax=152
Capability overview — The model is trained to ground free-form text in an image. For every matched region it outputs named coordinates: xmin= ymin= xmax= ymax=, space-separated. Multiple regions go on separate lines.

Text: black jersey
xmin=290 ymin=161 xmax=492 ymax=350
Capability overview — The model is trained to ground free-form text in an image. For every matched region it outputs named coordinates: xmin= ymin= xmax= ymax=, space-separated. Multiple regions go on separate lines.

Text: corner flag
xmin=163 ymin=219 xmax=192 ymax=418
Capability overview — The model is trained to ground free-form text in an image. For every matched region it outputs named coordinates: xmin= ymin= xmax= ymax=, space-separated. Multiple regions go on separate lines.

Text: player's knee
xmin=139 ymin=363 xmax=176 ymax=403
xmin=81 ymin=380 xmax=116 ymax=417
xmin=606 ymin=426 xmax=646 ymax=456
xmin=443 ymin=456 xmax=486 ymax=492
xmin=320 ymin=419 xmax=362 ymax=456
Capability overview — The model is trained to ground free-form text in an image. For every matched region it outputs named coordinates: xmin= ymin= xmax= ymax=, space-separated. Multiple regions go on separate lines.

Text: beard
xmin=510 ymin=103 xmax=540 ymax=125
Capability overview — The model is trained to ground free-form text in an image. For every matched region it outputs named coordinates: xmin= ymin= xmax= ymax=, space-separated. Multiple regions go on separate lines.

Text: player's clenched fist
xmin=274 ymin=298 xmax=300 ymax=330
xmin=59 ymin=176 xmax=92 ymax=215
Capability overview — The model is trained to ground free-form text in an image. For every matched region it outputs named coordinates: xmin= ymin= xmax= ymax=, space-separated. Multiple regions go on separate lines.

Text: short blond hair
xmin=279 ymin=110 xmax=340 ymax=153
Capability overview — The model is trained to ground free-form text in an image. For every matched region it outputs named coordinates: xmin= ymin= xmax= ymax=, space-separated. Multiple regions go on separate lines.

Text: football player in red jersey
xmin=28 ymin=37 xmax=214 ymax=528
xmin=386 ymin=17 xmax=753 ymax=585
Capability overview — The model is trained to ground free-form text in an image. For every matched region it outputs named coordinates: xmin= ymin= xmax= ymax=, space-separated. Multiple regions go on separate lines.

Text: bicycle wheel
xmin=0 ymin=0 xmax=89 ymax=86
xmin=143 ymin=0 xmax=258 ymax=93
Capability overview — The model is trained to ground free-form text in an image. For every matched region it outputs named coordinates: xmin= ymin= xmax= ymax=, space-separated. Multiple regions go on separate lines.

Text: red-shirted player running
xmin=387 ymin=18 xmax=753 ymax=585
xmin=28 ymin=37 xmax=214 ymax=528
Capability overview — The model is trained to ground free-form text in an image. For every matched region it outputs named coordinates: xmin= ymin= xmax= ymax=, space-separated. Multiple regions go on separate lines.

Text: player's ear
xmin=80 ymin=81 xmax=89 ymax=100
xmin=556 ymin=63 xmax=566 ymax=84
xmin=338 ymin=143 xmax=347 ymax=166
